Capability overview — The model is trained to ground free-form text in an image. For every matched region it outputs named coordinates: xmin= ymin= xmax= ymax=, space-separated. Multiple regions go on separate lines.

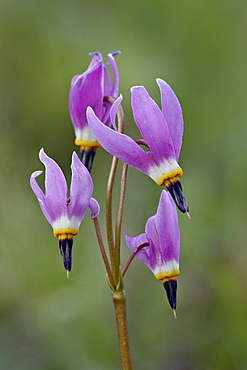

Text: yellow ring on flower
xmin=54 ymin=228 xmax=78 ymax=237
xmin=75 ymin=140 xmax=102 ymax=150
xmin=155 ymin=270 xmax=180 ymax=282
xmin=156 ymin=169 xmax=183 ymax=187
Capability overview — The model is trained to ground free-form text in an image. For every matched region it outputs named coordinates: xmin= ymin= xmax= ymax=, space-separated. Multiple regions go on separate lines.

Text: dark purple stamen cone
xmin=166 ymin=180 xmax=189 ymax=214
xmin=59 ymin=238 xmax=73 ymax=272
xmin=163 ymin=279 xmax=177 ymax=310
xmin=80 ymin=149 xmax=96 ymax=173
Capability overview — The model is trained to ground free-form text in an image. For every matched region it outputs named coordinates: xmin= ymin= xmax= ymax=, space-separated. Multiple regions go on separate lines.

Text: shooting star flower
xmin=125 ymin=190 xmax=180 ymax=317
xmin=86 ymin=79 xmax=189 ymax=214
xmin=30 ymin=148 xmax=99 ymax=276
xmin=69 ymin=51 xmax=121 ymax=171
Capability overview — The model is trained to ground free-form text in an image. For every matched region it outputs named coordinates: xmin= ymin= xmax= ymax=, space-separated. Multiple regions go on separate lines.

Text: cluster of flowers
xmin=30 ymin=51 xmax=189 ymax=313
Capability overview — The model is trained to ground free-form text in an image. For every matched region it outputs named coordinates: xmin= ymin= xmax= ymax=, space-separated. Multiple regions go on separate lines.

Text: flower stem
xmin=122 ymin=243 xmax=149 ymax=277
xmin=105 ymin=96 xmax=125 ymax=286
xmin=112 ymin=288 xmax=132 ymax=370
xmin=104 ymin=96 xmax=131 ymax=369
xmin=115 ymin=163 xmax=128 ymax=283
xmin=93 ymin=217 xmax=115 ymax=288
xmin=106 ymin=155 xmax=119 ymax=285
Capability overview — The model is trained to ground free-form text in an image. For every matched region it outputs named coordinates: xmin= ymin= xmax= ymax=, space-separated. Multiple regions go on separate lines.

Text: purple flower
xmin=69 ymin=51 xmax=121 ymax=171
xmin=30 ymin=148 xmax=99 ymax=275
xmin=86 ymin=79 xmax=189 ymax=213
xmin=125 ymin=190 xmax=180 ymax=313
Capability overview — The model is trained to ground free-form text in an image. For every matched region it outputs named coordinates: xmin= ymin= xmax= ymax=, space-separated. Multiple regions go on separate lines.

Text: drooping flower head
xmin=125 ymin=190 xmax=180 ymax=315
xmin=69 ymin=51 xmax=121 ymax=171
xmin=86 ymin=79 xmax=189 ymax=214
xmin=30 ymin=149 xmax=100 ymax=276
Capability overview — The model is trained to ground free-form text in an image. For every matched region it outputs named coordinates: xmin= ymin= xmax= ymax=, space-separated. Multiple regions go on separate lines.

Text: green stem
xmin=93 ymin=217 xmax=115 ymax=288
xmin=106 ymin=155 xmax=119 ymax=285
xmin=115 ymin=163 xmax=128 ymax=283
xmin=105 ymin=95 xmax=125 ymax=286
xmin=104 ymin=96 xmax=132 ymax=369
xmin=122 ymin=243 xmax=149 ymax=277
xmin=112 ymin=289 xmax=132 ymax=370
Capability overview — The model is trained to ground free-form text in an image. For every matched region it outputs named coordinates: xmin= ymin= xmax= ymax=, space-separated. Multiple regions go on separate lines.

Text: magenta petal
xmin=87 ymin=107 xmax=155 ymax=174
xmin=103 ymin=64 xmax=112 ymax=98
xmin=131 ymin=86 xmax=176 ymax=163
xmin=89 ymin=198 xmax=100 ymax=218
xmin=88 ymin=52 xmax=103 ymax=68
xmin=156 ymin=79 xmax=184 ymax=161
xmin=107 ymin=51 xmax=121 ymax=98
xmin=69 ymin=61 xmax=103 ymax=130
xmin=144 ymin=216 xmax=160 ymax=271
xmin=102 ymin=52 xmax=121 ymax=126
xmin=30 ymin=170 xmax=45 ymax=203
xmin=156 ymin=190 xmax=180 ymax=263
xmin=39 ymin=149 xmax=68 ymax=223
xmin=110 ymin=95 xmax=123 ymax=131
xmin=125 ymin=234 xmax=151 ymax=269
xmin=69 ymin=152 xmax=93 ymax=221
xmin=30 ymin=170 xmax=53 ymax=225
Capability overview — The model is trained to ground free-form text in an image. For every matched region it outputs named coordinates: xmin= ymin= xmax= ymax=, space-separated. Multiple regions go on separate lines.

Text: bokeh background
xmin=1 ymin=0 xmax=247 ymax=369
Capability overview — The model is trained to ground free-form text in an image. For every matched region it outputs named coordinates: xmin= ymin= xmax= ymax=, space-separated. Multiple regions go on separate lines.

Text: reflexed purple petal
xmin=103 ymin=64 xmax=112 ymax=97
xmin=110 ymin=95 xmax=123 ymax=131
xmin=39 ymin=149 xmax=68 ymax=222
xmin=87 ymin=107 xmax=155 ymax=174
xmin=156 ymin=190 xmax=180 ymax=263
xmin=30 ymin=170 xmax=45 ymax=203
xmin=71 ymin=74 xmax=80 ymax=86
xmin=89 ymin=52 xmax=103 ymax=68
xmin=30 ymin=170 xmax=53 ymax=225
xmin=102 ymin=52 xmax=121 ymax=125
xmin=107 ymin=51 xmax=121 ymax=98
xmin=145 ymin=215 xmax=160 ymax=271
xmin=101 ymin=64 xmax=111 ymax=126
xmin=89 ymin=197 xmax=100 ymax=218
xmin=125 ymin=234 xmax=152 ymax=269
xmin=69 ymin=61 xmax=103 ymax=130
xmin=103 ymin=52 xmax=121 ymax=98
xmin=125 ymin=233 xmax=147 ymax=253
xmin=131 ymin=86 xmax=176 ymax=163
xmin=156 ymin=78 xmax=184 ymax=161
xmin=69 ymin=152 xmax=93 ymax=220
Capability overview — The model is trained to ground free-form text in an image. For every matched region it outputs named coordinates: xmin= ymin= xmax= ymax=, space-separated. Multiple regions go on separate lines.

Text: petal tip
xmin=89 ymin=198 xmax=100 ymax=219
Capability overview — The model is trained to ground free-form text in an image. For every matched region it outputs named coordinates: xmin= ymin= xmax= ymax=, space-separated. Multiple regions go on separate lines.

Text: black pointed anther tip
xmin=80 ymin=148 xmax=96 ymax=173
xmin=58 ymin=238 xmax=73 ymax=272
xmin=163 ymin=279 xmax=177 ymax=310
xmin=166 ymin=180 xmax=189 ymax=213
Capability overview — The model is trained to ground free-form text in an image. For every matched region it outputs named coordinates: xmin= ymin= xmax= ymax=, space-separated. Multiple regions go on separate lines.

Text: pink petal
xmin=156 ymin=78 xmax=184 ymax=161
xmin=69 ymin=152 xmax=93 ymax=221
xmin=86 ymin=107 xmax=155 ymax=174
xmin=39 ymin=148 xmax=68 ymax=223
xmin=131 ymin=86 xmax=176 ymax=164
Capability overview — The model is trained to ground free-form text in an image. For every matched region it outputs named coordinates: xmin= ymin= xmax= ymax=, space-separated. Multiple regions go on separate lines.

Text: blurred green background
xmin=1 ymin=0 xmax=247 ymax=369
